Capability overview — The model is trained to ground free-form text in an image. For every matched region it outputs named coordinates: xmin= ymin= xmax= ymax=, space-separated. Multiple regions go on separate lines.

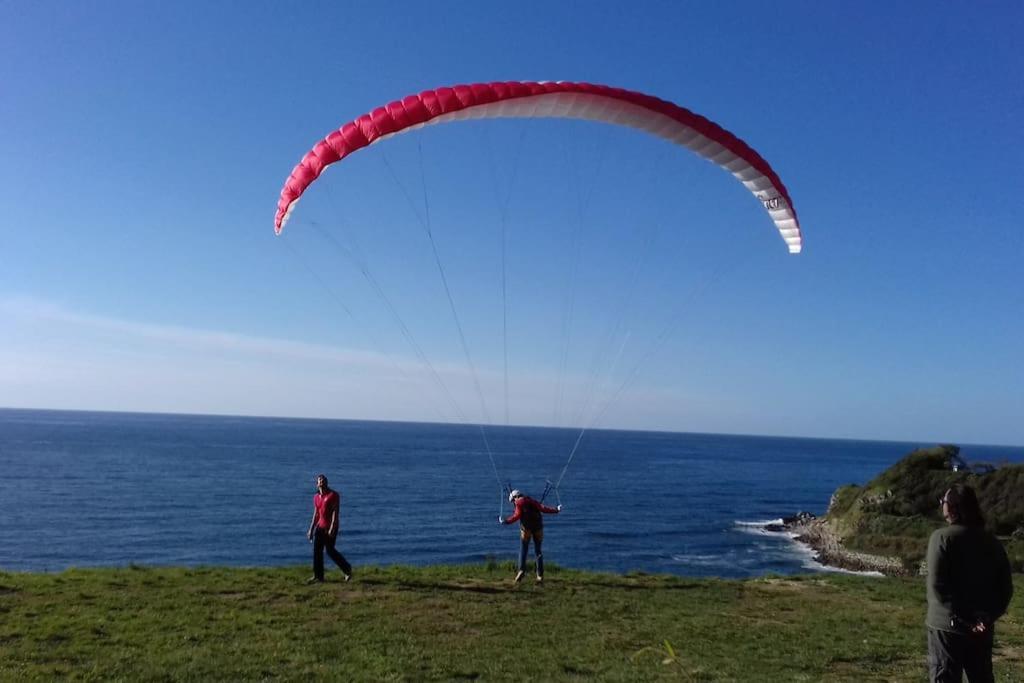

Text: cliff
xmin=792 ymin=445 xmax=1024 ymax=575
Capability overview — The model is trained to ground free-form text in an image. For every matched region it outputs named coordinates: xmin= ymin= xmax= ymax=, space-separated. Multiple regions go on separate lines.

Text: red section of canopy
xmin=275 ymin=81 xmax=799 ymax=245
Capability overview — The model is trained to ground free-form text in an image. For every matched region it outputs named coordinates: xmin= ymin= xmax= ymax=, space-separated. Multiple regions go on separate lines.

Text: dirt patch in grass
xmin=994 ymin=642 xmax=1024 ymax=666
xmin=826 ymin=657 xmax=920 ymax=680
xmin=434 ymin=580 xmax=515 ymax=594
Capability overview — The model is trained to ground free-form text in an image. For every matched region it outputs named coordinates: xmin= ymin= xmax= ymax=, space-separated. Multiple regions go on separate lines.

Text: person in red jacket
xmin=500 ymin=489 xmax=561 ymax=583
xmin=306 ymin=474 xmax=352 ymax=584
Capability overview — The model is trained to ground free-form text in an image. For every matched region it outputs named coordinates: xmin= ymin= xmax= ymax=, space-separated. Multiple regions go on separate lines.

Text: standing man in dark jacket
xmin=926 ymin=484 xmax=1013 ymax=682
xmin=500 ymin=489 xmax=561 ymax=583
xmin=306 ymin=474 xmax=352 ymax=584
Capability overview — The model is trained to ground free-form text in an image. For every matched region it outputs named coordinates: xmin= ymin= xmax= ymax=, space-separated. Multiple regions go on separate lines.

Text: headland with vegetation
xmin=783 ymin=445 xmax=1024 ymax=576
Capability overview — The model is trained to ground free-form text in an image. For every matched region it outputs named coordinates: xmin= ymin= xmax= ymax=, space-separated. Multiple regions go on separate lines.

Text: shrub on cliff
xmin=973 ymin=464 xmax=1024 ymax=535
xmin=825 ymin=445 xmax=1024 ymax=571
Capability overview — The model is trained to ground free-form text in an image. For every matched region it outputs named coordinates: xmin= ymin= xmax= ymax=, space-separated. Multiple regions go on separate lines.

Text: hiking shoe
xmin=513 ymin=570 xmax=525 ymax=584
xmin=536 ymin=575 xmax=544 ymax=584
xmin=343 ymin=573 xmax=352 ymax=582
xmin=305 ymin=577 xmax=324 ymax=585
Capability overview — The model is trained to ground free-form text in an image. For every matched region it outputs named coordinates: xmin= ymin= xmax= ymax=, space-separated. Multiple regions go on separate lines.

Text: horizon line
xmin=2 ymin=405 xmax=1020 ymax=451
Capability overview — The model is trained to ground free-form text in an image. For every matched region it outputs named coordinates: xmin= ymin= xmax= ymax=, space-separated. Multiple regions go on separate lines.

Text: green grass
xmin=1 ymin=564 xmax=1022 ymax=681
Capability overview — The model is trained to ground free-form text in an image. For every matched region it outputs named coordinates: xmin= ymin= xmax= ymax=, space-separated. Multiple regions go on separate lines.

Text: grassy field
xmin=0 ymin=564 xmax=1021 ymax=681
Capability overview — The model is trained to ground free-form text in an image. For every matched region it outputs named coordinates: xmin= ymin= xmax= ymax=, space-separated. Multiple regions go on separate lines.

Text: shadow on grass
xmin=350 ymin=573 xmax=707 ymax=594
xmin=577 ymin=579 xmax=706 ymax=592
xmin=359 ymin=578 xmax=515 ymax=594
xmin=561 ymin=663 xmax=597 ymax=676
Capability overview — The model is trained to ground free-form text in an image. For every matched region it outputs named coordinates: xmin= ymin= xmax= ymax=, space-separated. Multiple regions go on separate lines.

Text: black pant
xmin=927 ymin=627 xmax=994 ymax=683
xmin=313 ymin=528 xmax=352 ymax=580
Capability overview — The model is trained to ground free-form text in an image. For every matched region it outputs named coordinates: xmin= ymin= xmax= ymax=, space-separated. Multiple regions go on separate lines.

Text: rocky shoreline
xmin=769 ymin=512 xmax=909 ymax=576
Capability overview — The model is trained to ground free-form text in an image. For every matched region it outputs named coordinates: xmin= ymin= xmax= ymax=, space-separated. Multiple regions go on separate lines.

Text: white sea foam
xmin=670 ymin=553 xmax=724 ymax=566
xmin=732 ymin=519 xmax=792 ymax=538
xmin=732 ymin=520 xmax=884 ymax=577
xmin=733 ymin=519 xmax=784 ymax=527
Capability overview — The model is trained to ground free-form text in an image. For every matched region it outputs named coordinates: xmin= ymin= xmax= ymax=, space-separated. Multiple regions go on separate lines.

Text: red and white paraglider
xmin=274 ymin=81 xmax=802 ymax=253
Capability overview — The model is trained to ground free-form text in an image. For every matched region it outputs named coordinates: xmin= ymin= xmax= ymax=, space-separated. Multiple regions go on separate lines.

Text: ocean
xmin=1 ymin=408 xmax=1019 ymax=577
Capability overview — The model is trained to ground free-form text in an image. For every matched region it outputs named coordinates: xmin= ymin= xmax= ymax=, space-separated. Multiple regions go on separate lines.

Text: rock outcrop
xmin=786 ymin=516 xmax=908 ymax=576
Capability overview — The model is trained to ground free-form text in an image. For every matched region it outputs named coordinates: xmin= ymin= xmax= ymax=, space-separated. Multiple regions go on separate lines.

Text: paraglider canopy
xmin=274 ymin=81 xmax=802 ymax=253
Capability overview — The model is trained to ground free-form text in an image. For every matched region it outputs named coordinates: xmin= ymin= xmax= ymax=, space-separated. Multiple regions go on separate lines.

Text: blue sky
xmin=1 ymin=2 xmax=1022 ymax=445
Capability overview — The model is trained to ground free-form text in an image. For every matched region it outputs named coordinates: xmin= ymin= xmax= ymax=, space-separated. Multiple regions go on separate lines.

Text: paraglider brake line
xmin=497 ymin=482 xmax=515 ymax=518
xmin=539 ymin=479 xmax=561 ymax=507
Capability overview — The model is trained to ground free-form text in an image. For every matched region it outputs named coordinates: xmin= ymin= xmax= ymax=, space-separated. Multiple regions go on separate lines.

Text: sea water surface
xmin=1 ymin=409 xmax=1020 ymax=577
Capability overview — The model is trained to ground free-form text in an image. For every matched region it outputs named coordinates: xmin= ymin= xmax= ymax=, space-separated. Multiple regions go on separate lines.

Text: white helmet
xmin=508 ymin=489 xmax=522 ymax=502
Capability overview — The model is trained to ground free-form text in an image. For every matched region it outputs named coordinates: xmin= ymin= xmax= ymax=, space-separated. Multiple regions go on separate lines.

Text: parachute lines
xmin=379 ymin=143 xmax=504 ymax=493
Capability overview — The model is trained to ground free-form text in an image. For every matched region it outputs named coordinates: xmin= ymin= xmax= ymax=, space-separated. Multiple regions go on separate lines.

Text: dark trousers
xmin=313 ymin=528 xmax=351 ymax=580
xmin=518 ymin=527 xmax=544 ymax=576
xmin=927 ymin=627 xmax=994 ymax=683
